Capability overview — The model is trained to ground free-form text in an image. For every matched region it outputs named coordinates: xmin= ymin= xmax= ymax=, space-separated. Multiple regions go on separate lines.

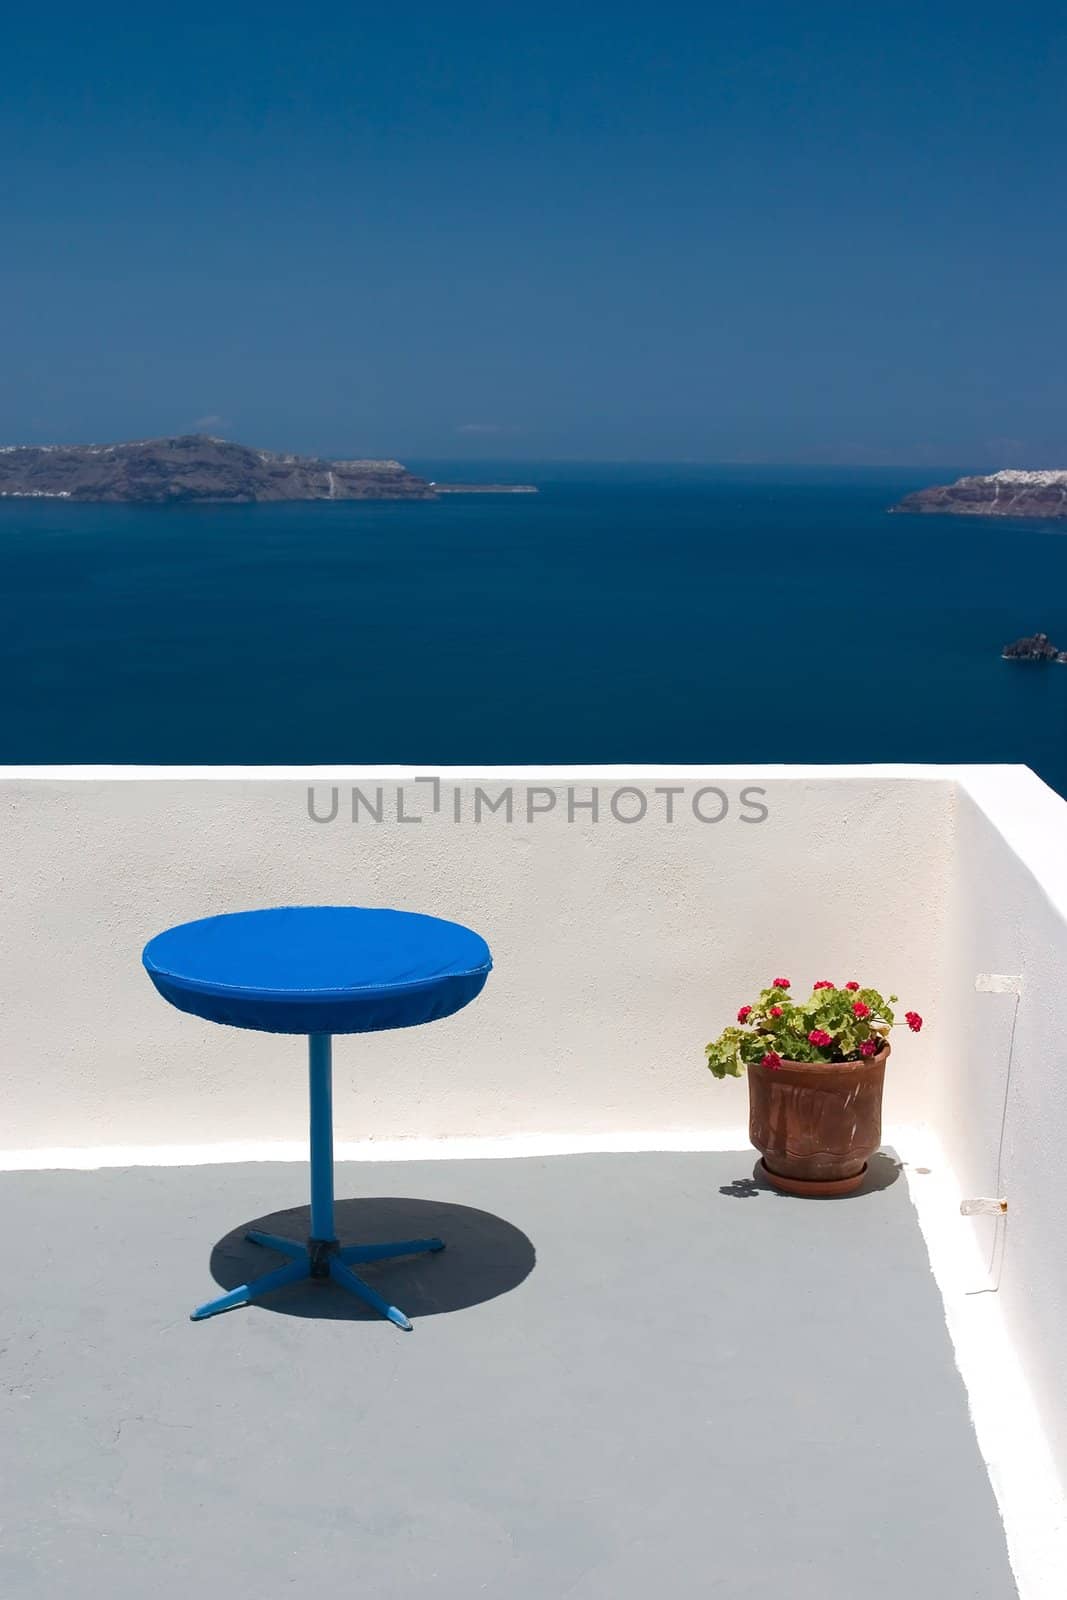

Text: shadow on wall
xmin=718 ymin=1149 xmax=903 ymax=1200
xmin=208 ymin=1195 xmax=536 ymax=1320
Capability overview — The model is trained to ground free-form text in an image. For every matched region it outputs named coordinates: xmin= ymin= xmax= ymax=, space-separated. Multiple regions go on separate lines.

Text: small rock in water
xmin=1002 ymin=632 xmax=1067 ymax=662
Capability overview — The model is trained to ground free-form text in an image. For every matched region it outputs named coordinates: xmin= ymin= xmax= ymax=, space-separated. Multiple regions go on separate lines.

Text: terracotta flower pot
xmin=747 ymin=1041 xmax=889 ymax=1196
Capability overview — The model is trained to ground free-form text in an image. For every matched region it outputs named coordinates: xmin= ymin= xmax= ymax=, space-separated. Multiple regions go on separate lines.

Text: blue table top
xmin=143 ymin=906 xmax=492 ymax=1035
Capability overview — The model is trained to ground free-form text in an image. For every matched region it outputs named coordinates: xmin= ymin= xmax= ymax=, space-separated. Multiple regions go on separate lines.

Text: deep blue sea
xmin=3 ymin=462 xmax=1067 ymax=791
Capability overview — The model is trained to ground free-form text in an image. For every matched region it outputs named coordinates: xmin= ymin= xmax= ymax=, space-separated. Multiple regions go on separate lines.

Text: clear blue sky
xmin=2 ymin=3 xmax=1064 ymax=464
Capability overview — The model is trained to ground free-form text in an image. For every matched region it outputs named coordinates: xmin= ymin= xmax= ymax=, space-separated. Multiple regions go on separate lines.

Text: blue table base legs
xmin=190 ymin=1033 xmax=445 ymax=1328
xmin=190 ymin=1258 xmax=310 ymax=1321
xmin=189 ymin=1234 xmax=444 ymax=1327
xmin=245 ymin=1229 xmax=306 ymax=1259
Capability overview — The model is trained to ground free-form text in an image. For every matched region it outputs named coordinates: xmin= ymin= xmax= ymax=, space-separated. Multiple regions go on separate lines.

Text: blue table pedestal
xmin=191 ymin=1034 xmax=444 ymax=1328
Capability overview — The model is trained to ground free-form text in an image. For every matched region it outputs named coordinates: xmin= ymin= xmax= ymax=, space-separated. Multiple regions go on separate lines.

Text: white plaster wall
xmin=0 ymin=766 xmax=950 ymax=1151
xmin=940 ymin=769 xmax=1067 ymax=1488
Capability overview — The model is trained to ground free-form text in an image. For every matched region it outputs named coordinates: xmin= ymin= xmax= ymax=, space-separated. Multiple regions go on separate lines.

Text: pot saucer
xmin=760 ymin=1158 xmax=867 ymax=1197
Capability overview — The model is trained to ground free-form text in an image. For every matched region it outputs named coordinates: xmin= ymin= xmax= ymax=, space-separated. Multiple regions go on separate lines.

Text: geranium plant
xmin=705 ymin=977 xmax=922 ymax=1079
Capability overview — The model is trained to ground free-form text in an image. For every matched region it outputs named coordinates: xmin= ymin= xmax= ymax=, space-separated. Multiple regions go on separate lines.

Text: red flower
xmin=769 ymin=1005 xmax=783 ymax=1017
xmin=905 ymin=1011 xmax=923 ymax=1033
xmin=761 ymin=1052 xmax=782 ymax=1070
xmin=845 ymin=981 xmax=860 ymax=991
xmin=737 ymin=1005 xmax=752 ymax=1023
xmin=813 ymin=980 xmax=835 ymax=990
xmin=808 ymin=1029 xmax=832 ymax=1048
xmin=772 ymin=977 xmax=790 ymax=989
xmin=852 ymin=1001 xmax=870 ymax=1018
xmin=859 ymin=1039 xmax=877 ymax=1057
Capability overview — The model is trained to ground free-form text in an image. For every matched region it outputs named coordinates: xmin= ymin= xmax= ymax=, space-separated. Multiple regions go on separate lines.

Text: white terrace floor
xmin=3 ymin=764 xmax=1067 ymax=1597
xmin=1 ymin=1151 xmax=1018 ymax=1599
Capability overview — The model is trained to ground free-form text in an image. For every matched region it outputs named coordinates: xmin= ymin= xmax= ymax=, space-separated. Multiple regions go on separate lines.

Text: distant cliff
xmin=0 ymin=435 xmax=437 ymax=503
xmin=893 ymin=470 xmax=1067 ymax=519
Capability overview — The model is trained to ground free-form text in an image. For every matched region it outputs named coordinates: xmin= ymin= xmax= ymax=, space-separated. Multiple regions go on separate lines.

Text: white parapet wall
xmin=0 ymin=765 xmax=953 ymax=1150
xmin=2 ymin=762 xmax=1067 ymax=1514
xmin=938 ymin=769 xmax=1067 ymax=1503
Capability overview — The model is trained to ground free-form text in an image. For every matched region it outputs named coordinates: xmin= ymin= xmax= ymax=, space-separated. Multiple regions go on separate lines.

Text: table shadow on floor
xmin=207 ymin=1195 xmax=536 ymax=1321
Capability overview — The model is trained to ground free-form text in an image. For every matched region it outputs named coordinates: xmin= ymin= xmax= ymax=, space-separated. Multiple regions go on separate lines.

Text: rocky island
xmin=1002 ymin=633 xmax=1067 ymax=663
xmin=893 ymin=470 xmax=1067 ymax=519
xmin=0 ymin=435 xmax=443 ymax=503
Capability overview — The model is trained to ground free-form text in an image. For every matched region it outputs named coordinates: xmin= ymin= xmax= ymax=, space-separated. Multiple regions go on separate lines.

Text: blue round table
xmin=143 ymin=906 xmax=492 ymax=1327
